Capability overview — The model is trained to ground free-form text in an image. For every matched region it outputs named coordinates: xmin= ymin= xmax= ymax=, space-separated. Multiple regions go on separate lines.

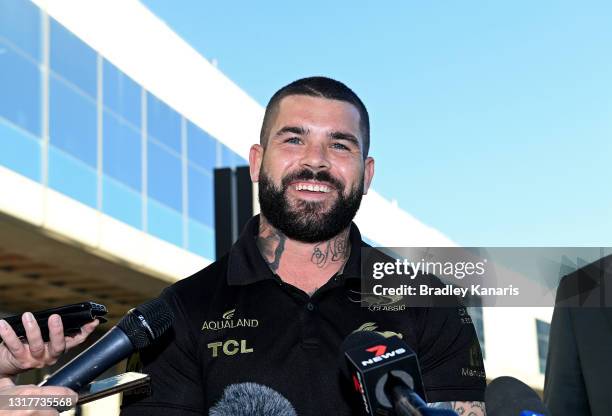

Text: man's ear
xmin=249 ymin=144 xmax=264 ymax=182
xmin=363 ymin=156 xmax=375 ymax=195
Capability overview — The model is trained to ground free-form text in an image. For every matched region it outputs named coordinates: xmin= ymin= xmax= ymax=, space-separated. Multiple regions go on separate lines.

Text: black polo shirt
xmin=121 ymin=215 xmax=485 ymax=415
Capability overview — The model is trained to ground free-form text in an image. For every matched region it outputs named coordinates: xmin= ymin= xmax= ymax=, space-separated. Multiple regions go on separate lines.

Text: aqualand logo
xmin=201 ymin=308 xmax=259 ymax=331
xmin=353 ymin=322 xmax=403 ymax=340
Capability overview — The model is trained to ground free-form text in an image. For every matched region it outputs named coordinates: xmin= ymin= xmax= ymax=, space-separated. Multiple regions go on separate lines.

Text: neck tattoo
xmin=257 ymin=219 xmax=351 ymax=274
xmin=257 ymin=222 xmax=287 ymax=273
xmin=310 ymin=230 xmax=350 ymax=268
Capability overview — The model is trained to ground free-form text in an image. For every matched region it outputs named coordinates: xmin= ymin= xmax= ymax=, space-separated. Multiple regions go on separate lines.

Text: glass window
xmin=147 ymin=198 xmax=183 ymax=247
xmin=48 ymin=146 xmax=97 ymax=208
xmin=102 ymin=175 xmax=141 ymax=229
xmin=188 ymin=164 xmax=214 ymax=227
xmin=49 ymin=76 xmax=97 ymax=167
xmin=103 ymin=111 xmax=141 ymax=191
xmin=0 ymin=0 xmax=40 ymax=61
xmin=362 ymin=235 xmax=380 ymax=246
xmin=103 ymin=60 xmax=141 ymax=128
xmin=0 ymin=42 xmax=41 ymax=137
xmin=536 ymin=319 xmax=551 ymax=374
xmin=50 ymin=18 xmax=97 ymax=98
xmin=468 ymin=305 xmax=485 ymax=360
xmin=187 ymin=122 xmax=216 ymax=170
xmin=188 ymin=219 xmax=215 ymax=260
xmin=147 ymin=93 xmax=181 ymax=152
xmin=0 ymin=120 xmax=41 ymax=182
xmin=147 ymin=140 xmax=182 ymax=211
xmin=221 ymin=145 xmax=247 ymax=168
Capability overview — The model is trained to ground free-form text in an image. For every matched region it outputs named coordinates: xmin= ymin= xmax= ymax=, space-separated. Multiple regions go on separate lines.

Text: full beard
xmin=258 ymin=168 xmax=364 ymax=243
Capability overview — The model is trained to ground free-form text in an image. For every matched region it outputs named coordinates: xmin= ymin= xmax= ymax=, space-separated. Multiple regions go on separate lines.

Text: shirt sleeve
xmin=120 ymin=287 xmax=204 ymax=415
xmin=417 ymin=304 xmax=486 ymax=403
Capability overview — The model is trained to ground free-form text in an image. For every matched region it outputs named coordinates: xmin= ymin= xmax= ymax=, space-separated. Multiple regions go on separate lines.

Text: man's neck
xmin=256 ymin=215 xmax=351 ymax=295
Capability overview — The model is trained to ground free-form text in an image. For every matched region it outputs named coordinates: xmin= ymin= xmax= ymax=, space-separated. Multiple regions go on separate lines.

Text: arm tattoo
xmin=428 ymin=401 xmax=486 ymax=416
xmin=257 ymin=223 xmax=286 ymax=273
xmin=311 ymin=230 xmax=350 ymax=268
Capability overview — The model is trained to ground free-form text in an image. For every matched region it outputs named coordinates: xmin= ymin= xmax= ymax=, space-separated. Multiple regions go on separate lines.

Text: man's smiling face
xmin=250 ymin=94 xmax=374 ymax=242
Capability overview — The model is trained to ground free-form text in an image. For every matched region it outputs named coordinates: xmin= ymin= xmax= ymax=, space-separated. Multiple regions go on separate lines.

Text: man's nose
xmin=300 ymin=141 xmax=331 ymax=171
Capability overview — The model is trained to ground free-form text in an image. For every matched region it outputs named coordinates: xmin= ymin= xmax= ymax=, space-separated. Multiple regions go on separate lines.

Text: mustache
xmin=281 ymin=169 xmax=345 ymax=191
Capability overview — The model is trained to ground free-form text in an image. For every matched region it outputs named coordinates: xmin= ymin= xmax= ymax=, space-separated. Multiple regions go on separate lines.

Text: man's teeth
xmin=294 ymin=184 xmax=330 ymax=193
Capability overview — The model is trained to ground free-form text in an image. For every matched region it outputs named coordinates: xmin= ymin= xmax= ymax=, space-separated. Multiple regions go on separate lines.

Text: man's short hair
xmin=260 ymin=76 xmax=370 ymax=158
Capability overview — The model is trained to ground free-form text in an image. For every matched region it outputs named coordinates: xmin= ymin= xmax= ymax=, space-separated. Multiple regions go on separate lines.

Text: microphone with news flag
xmin=341 ymin=331 xmax=458 ymax=416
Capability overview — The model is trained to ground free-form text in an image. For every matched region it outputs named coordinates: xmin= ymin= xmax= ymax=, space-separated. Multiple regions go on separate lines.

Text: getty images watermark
xmin=358 ymin=247 xmax=612 ymax=308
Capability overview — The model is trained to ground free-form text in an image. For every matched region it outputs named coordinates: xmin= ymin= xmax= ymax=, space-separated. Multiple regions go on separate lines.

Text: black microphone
xmin=485 ymin=376 xmax=549 ymax=416
xmin=341 ymin=331 xmax=458 ymax=416
xmin=209 ymin=383 xmax=297 ymax=416
xmin=40 ymin=297 xmax=173 ymax=391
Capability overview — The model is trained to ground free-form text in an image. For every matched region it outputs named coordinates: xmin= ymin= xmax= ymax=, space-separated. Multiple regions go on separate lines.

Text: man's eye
xmin=286 ymin=137 xmax=302 ymax=144
xmin=331 ymin=142 xmax=350 ymax=150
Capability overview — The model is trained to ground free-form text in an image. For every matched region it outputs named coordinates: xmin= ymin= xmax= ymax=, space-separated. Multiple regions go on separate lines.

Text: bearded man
xmin=121 ymin=77 xmax=486 ymax=416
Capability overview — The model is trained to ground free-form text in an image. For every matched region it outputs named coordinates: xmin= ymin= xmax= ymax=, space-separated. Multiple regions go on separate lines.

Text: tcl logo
xmin=361 ymin=346 xmax=406 ymax=367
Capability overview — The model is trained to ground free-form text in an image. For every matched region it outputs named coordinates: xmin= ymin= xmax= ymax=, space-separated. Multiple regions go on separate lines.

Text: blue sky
xmin=142 ymin=0 xmax=612 ymax=246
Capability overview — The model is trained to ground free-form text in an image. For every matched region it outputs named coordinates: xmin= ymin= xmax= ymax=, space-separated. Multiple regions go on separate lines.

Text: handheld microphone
xmin=485 ymin=376 xmax=549 ymax=416
xmin=341 ymin=331 xmax=458 ymax=416
xmin=209 ymin=382 xmax=297 ymax=416
xmin=40 ymin=297 xmax=173 ymax=391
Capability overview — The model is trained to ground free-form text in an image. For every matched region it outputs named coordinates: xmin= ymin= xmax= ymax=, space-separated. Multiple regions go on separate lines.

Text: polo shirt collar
xmin=227 ymin=215 xmax=364 ymax=286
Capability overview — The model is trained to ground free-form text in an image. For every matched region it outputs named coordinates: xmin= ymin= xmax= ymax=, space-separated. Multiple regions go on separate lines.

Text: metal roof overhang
xmin=0 ymin=211 xmax=168 ymax=322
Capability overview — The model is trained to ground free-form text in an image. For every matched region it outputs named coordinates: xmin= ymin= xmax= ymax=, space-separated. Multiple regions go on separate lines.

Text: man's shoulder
xmin=163 ymin=254 xmax=230 ymax=304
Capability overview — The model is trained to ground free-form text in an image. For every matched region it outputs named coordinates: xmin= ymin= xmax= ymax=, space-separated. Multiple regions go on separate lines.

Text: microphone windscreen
xmin=485 ymin=376 xmax=549 ymax=416
xmin=209 ymin=383 xmax=297 ymax=416
xmin=117 ymin=297 xmax=174 ymax=349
